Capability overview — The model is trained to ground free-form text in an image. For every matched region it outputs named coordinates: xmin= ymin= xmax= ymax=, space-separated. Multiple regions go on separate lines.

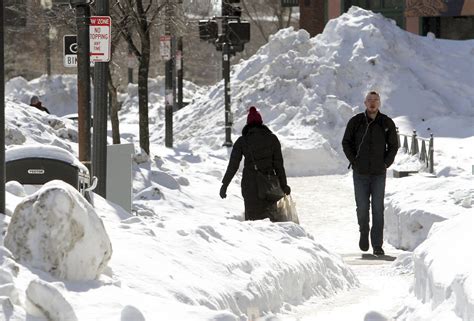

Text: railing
xmin=396 ymin=128 xmax=434 ymax=174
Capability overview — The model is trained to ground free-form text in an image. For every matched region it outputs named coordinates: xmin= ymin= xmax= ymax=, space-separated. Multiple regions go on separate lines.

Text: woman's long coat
xmin=222 ymin=124 xmax=288 ymax=221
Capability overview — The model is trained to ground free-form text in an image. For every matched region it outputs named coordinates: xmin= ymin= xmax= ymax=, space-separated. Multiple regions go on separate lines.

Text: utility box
xmin=106 ymin=144 xmax=134 ymax=213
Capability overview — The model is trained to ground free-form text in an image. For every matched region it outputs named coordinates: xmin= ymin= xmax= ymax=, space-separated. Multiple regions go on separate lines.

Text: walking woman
xmin=219 ymin=106 xmax=291 ymax=221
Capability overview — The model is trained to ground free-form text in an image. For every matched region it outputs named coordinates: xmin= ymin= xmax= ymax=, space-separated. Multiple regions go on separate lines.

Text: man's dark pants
xmin=353 ymin=171 xmax=386 ymax=248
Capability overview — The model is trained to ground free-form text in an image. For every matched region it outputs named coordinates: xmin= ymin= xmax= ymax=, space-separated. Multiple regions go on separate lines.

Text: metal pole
xmin=0 ymin=1 xmax=5 ymax=214
xmin=171 ymin=36 xmax=177 ymax=112
xmin=222 ymin=41 xmax=232 ymax=147
xmin=73 ymin=0 xmax=92 ymax=170
xmin=396 ymin=127 xmax=400 ymax=148
xmin=92 ymin=0 xmax=109 ymax=197
xmin=177 ymin=37 xmax=183 ymax=109
xmin=164 ymin=0 xmax=173 ymax=148
xmin=165 ymin=54 xmax=173 ymax=148
xmin=410 ymin=130 xmax=417 ymax=155
xmin=221 ymin=7 xmax=233 ymax=147
xmin=429 ymin=134 xmax=434 ymax=174
xmin=46 ymin=24 xmax=52 ymax=77
xmin=127 ymin=30 xmax=133 ymax=83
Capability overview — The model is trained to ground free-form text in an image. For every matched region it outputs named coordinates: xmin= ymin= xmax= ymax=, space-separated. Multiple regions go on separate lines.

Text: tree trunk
xmin=137 ymin=31 xmax=151 ymax=155
xmin=107 ymin=67 xmax=120 ymax=144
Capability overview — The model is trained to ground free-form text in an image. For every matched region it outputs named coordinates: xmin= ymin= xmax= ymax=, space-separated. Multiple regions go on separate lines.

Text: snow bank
xmin=149 ymin=7 xmax=474 ymax=176
xmin=26 ymin=279 xmax=78 ymax=321
xmin=5 ymin=99 xmax=77 ymax=152
xmin=6 ymin=75 xmax=79 ymax=117
xmin=119 ymin=76 xmax=207 ymax=125
xmin=97 ymin=189 xmax=358 ymax=318
xmin=385 ymin=175 xmax=473 ymax=251
xmin=4 ymin=181 xmax=112 ymax=281
xmin=396 ymin=213 xmax=474 ymax=321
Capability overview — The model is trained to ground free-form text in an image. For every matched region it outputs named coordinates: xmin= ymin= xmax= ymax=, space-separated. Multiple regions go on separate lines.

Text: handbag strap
xmin=243 ymin=137 xmax=259 ymax=171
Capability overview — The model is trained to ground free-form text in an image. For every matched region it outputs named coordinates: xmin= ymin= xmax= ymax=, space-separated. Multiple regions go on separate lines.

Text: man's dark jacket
xmin=222 ymin=124 xmax=287 ymax=220
xmin=342 ymin=111 xmax=398 ymax=175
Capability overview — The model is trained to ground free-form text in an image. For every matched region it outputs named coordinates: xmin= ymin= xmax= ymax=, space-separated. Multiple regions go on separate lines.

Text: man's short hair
xmin=367 ymin=91 xmax=380 ymax=97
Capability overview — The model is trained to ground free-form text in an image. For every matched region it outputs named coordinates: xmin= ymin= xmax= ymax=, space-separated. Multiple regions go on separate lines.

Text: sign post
xmin=92 ymin=7 xmax=110 ymax=197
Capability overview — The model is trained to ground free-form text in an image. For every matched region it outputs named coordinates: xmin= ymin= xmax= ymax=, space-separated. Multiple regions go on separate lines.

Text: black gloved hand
xmin=283 ymin=185 xmax=291 ymax=195
xmin=219 ymin=184 xmax=227 ymax=199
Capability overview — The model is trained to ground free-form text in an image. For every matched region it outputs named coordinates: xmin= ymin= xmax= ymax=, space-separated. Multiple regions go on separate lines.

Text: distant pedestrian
xmin=220 ymin=106 xmax=291 ymax=221
xmin=30 ymin=96 xmax=50 ymax=114
xmin=342 ymin=91 xmax=398 ymax=255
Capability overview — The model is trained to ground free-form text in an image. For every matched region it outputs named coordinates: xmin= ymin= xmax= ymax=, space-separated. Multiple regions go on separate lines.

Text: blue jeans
xmin=353 ymin=172 xmax=386 ymax=247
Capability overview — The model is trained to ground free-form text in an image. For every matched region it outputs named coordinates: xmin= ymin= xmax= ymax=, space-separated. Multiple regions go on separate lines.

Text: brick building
xmin=299 ymin=0 xmax=474 ymax=40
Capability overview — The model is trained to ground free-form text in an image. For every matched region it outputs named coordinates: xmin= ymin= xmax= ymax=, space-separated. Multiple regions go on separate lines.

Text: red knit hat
xmin=247 ymin=106 xmax=263 ymax=125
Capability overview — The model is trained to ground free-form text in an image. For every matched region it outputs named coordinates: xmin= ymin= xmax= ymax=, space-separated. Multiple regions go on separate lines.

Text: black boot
xmin=373 ymin=246 xmax=385 ymax=256
xmin=359 ymin=232 xmax=369 ymax=252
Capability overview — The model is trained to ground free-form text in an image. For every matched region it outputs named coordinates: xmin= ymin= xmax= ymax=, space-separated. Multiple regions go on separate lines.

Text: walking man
xmin=342 ymin=91 xmax=398 ymax=255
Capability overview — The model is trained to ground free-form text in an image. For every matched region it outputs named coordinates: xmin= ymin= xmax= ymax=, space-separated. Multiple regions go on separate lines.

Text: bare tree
xmin=241 ymin=0 xmax=293 ymax=42
xmin=111 ymin=0 xmax=166 ymax=155
xmin=106 ymin=30 xmax=123 ymax=145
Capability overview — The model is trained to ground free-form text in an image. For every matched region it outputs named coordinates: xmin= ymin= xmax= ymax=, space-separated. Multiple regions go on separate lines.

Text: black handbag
xmin=245 ymin=138 xmax=285 ymax=202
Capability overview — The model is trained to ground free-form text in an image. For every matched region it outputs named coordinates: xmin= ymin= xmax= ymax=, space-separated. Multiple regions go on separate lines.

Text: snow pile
xmin=5 ymin=74 xmax=207 ymax=119
xmin=5 ymin=99 xmax=77 ymax=152
xmin=149 ymin=6 xmax=474 ymax=176
xmin=119 ymin=76 xmax=208 ymax=125
xmin=384 ymin=175 xmax=473 ymax=251
xmin=396 ymin=213 xmax=474 ymax=321
xmin=6 ymin=75 xmax=78 ymax=117
xmin=26 ymin=279 xmax=78 ymax=321
xmin=94 ymin=194 xmax=358 ymax=319
xmin=0 ymin=247 xmax=21 ymax=307
xmin=4 ymin=180 xmax=112 ymax=281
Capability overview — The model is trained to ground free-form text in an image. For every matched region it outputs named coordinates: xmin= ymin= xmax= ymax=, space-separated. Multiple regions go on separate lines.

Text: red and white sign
xmin=90 ymin=16 xmax=111 ymax=63
xmin=160 ymin=35 xmax=171 ymax=60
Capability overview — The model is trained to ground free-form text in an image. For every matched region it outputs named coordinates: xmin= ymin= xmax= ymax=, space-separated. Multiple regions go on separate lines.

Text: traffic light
xmin=222 ymin=0 xmax=242 ymax=18
xmin=227 ymin=21 xmax=250 ymax=45
xmin=198 ymin=20 xmax=218 ymax=41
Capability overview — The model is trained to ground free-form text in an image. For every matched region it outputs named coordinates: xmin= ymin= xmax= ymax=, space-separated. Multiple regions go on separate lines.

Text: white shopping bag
xmin=276 ymin=195 xmax=299 ymax=224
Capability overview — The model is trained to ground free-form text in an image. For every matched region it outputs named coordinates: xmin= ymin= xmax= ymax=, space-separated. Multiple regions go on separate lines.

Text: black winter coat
xmin=222 ymin=124 xmax=287 ymax=221
xmin=342 ymin=111 xmax=398 ymax=175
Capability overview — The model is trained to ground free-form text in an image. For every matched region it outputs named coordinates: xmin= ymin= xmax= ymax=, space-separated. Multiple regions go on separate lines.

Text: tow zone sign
xmin=90 ymin=16 xmax=111 ymax=63
xmin=63 ymin=16 xmax=111 ymax=68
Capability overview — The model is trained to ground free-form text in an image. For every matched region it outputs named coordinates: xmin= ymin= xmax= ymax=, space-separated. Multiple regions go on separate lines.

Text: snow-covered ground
xmin=1 ymin=6 xmax=473 ymax=321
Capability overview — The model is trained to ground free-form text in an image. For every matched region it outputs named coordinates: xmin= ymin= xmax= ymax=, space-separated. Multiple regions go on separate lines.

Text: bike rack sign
xmin=63 ymin=35 xmax=78 ymax=67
